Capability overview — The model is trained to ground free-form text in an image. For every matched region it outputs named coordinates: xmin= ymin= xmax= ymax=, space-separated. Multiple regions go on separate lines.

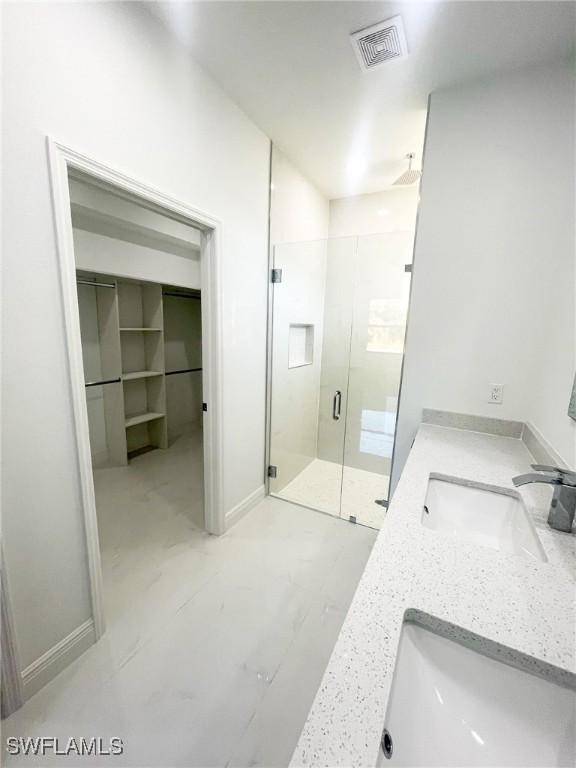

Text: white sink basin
xmin=379 ymin=620 xmax=576 ymax=767
xmin=423 ymin=477 xmax=546 ymax=561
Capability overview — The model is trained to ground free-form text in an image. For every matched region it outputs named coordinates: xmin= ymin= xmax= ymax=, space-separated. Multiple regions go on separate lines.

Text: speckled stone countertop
xmin=290 ymin=424 xmax=576 ymax=768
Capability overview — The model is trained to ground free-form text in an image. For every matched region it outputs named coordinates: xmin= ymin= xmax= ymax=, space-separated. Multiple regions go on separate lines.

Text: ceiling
xmin=148 ymin=1 xmax=575 ymax=199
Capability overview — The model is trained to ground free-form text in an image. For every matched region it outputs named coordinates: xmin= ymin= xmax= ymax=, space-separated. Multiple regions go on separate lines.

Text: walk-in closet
xmin=77 ymin=275 xmax=203 ymax=464
xmin=71 ymin=174 xmax=206 ymax=631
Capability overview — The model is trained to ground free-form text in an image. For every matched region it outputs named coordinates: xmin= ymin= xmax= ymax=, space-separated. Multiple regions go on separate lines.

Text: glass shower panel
xmin=340 ymin=232 xmax=413 ymax=528
xmin=268 ymin=237 xmax=355 ymax=518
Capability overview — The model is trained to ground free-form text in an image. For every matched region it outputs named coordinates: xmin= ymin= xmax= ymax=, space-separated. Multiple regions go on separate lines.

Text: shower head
xmin=393 ymin=153 xmax=421 ymax=186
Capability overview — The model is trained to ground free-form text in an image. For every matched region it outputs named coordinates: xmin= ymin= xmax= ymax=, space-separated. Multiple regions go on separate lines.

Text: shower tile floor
xmin=4 ymin=432 xmax=377 ymax=767
xmin=275 ymin=458 xmax=389 ymax=530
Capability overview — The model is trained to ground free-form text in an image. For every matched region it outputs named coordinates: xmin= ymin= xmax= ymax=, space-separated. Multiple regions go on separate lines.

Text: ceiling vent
xmin=350 ymin=16 xmax=408 ymax=72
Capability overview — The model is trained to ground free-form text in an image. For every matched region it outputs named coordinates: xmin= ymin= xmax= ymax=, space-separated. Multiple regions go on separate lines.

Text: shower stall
xmin=267 ymin=232 xmax=413 ymax=530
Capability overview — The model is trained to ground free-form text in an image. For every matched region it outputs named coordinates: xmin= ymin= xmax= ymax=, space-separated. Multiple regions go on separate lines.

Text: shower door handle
xmin=332 ymin=390 xmax=342 ymax=421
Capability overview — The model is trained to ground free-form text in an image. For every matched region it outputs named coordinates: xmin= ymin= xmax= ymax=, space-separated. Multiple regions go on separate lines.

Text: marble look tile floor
xmin=275 ymin=458 xmax=389 ymax=530
xmin=3 ymin=432 xmax=376 ymax=767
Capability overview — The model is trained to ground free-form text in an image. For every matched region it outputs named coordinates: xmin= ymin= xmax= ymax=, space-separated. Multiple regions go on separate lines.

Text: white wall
xmin=270 ymin=148 xmax=329 ymax=245
xmin=2 ymin=2 xmax=270 ymax=672
xmin=71 ymin=178 xmax=202 ymax=288
xmin=74 ymin=229 xmax=201 ymax=290
xmin=268 ymin=148 xmax=329 ymax=489
xmin=329 ymin=187 xmax=419 ymax=239
xmin=70 ymin=177 xmax=202 ymax=253
xmin=394 ymin=61 xmax=576 ymax=488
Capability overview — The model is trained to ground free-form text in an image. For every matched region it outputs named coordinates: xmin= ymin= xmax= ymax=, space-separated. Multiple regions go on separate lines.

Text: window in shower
xmin=366 ymin=298 xmax=407 ymax=354
xmin=359 ymin=401 xmax=397 ymax=459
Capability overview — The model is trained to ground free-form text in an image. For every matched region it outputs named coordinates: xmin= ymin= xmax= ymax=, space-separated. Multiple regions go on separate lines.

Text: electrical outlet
xmin=488 ymin=384 xmax=504 ymax=404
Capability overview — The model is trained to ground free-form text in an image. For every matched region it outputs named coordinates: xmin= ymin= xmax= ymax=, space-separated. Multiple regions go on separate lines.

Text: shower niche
xmin=288 ymin=324 xmax=314 ymax=368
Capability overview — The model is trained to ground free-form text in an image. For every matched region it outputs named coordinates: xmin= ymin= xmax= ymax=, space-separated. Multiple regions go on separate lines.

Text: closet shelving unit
xmin=78 ymin=273 xmax=169 ymax=463
xmin=118 ymin=281 xmax=168 ymax=456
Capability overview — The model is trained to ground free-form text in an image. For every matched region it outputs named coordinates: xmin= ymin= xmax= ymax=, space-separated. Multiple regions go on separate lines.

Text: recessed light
xmin=377 ymin=208 xmax=390 ymax=217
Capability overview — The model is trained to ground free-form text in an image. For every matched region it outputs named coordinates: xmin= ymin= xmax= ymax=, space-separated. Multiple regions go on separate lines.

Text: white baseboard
xmin=22 ymin=619 xmax=95 ymax=699
xmin=225 ymin=485 xmax=265 ymax=531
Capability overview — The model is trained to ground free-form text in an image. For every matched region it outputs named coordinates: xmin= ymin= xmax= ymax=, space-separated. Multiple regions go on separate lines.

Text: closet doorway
xmin=49 ymin=140 xmax=224 ymax=639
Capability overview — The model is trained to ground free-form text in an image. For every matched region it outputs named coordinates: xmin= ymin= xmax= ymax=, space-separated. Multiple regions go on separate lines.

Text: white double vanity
xmin=291 ymin=412 xmax=576 ymax=768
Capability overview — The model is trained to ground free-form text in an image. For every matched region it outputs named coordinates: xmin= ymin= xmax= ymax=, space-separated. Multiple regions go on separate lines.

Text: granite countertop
xmin=290 ymin=423 xmax=576 ymax=768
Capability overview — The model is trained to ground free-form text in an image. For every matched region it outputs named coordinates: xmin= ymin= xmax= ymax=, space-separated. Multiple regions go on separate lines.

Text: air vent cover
xmin=350 ymin=16 xmax=408 ymax=72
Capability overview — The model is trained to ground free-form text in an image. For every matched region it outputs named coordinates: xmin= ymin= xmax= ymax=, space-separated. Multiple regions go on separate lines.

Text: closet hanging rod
xmin=77 ymin=279 xmax=116 ymax=289
xmin=162 ymin=292 xmax=201 ymax=300
xmin=85 ymin=377 xmax=121 ymax=388
xmin=165 ymin=368 xmax=203 ymax=376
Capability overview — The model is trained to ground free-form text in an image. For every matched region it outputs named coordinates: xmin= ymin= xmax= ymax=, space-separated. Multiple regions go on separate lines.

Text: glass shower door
xmin=340 ymin=232 xmax=413 ymax=528
xmin=268 ymin=237 xmax=355 ymax=518
xmin=267 ymin=232 xmax=412 ymax=529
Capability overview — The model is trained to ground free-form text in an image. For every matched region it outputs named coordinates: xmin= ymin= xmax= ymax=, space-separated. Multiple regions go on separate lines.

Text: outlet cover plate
xmin=488 ymin=384 xmax=504 ymax=404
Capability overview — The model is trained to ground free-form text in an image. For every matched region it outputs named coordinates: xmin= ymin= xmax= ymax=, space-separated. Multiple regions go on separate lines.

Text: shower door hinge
xmin=404 ymin=264 xmax=412 ymax=273
xmin=271 ymin=268 xmax=283 ymax=284
xmin=202 ymin=402 xmax=208 ymax=412
xmin=375 ymin=499 xmax=388 ymax=508
xmin=267 ymin=465 xmax=278 ymax=479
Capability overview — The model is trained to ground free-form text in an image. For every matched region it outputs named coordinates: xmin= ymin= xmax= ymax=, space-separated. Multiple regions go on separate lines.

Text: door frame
xmin=47 ymin=138 xmax=225 ymax=640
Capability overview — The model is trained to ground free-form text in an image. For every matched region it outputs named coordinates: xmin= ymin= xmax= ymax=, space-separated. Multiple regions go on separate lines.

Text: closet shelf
xmin=120 ymin=327 xmax=162 ymax=332
xmin=125 ymin=412 xmax=165 ymax=428
xmin=122 ymin=371 xmax=164 ymax=381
